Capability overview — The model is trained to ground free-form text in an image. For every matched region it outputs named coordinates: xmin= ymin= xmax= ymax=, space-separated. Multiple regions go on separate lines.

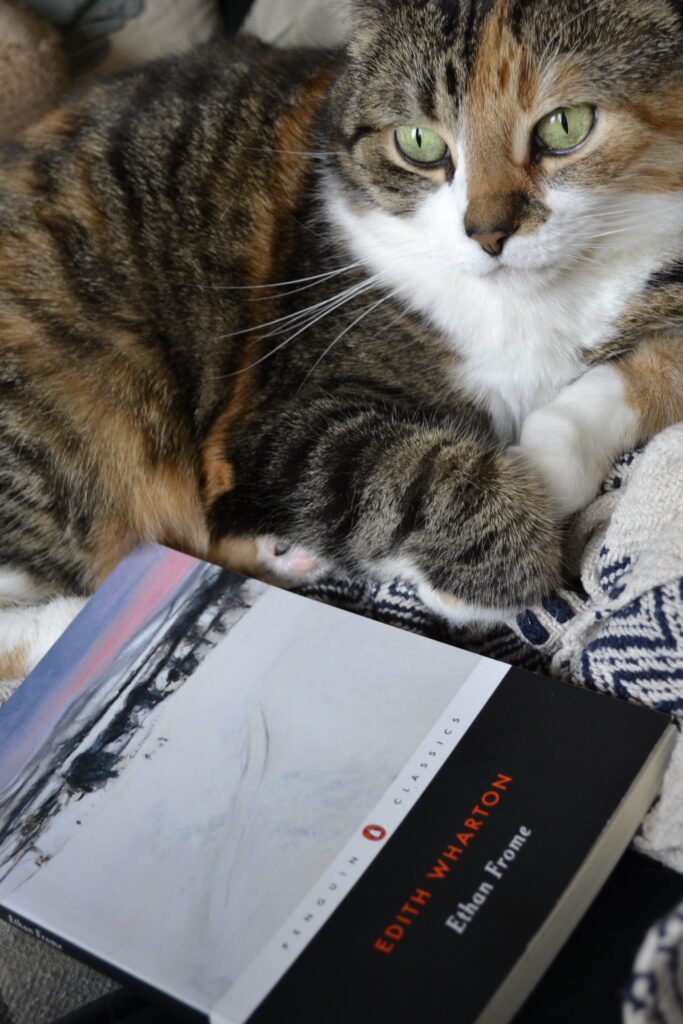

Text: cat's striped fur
xmin=1 ymin=0 xmax=683 ymax=678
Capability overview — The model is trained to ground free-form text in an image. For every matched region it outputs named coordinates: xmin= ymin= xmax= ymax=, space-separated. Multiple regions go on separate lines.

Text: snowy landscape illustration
xmin=0 ymin=544 xmax=483 ymax=1019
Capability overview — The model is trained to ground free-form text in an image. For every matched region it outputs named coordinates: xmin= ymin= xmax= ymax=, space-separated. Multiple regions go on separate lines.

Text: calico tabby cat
xmin=1 ymin=0 xmax=683 ymax=680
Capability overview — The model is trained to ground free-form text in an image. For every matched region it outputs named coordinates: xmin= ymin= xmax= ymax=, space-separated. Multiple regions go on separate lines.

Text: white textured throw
xmin=242 ymin=0 xmax=351 ymax=48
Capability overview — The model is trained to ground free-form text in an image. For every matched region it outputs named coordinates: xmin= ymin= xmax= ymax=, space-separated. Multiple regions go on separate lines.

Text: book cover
xmin=0 ymin=544 xmax=674 ymax=1024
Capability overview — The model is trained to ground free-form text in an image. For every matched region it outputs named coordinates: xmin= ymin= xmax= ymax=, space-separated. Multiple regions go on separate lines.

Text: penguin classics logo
xmin=362 ymin=824 xmax=386 ymax=841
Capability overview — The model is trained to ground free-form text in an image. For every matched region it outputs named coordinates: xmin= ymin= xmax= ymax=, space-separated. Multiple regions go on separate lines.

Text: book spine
xmin=0 ymin=904 xmax=210 ymax=1024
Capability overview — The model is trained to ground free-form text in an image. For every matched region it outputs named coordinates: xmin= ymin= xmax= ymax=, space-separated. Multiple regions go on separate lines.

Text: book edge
xmin=473 ymin=720 xmax=678 ymax=1024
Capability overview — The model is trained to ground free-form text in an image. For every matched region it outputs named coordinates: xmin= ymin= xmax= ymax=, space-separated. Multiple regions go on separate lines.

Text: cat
xmin=1 ymin=0 xmax=683 ymax=682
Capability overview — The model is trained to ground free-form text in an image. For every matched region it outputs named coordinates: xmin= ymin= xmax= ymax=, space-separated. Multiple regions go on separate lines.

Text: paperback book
xmin=0 ymin=544 xmax=675 ymax=1023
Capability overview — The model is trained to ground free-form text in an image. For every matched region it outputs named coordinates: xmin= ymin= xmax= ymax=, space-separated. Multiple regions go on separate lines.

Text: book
xmin=0 ymin=543 xmax=675 ymax=1024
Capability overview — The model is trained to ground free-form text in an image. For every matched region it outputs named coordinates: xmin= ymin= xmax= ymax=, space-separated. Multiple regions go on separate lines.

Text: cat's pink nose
xmin=469 ymin=229 xmax=509 ymax=256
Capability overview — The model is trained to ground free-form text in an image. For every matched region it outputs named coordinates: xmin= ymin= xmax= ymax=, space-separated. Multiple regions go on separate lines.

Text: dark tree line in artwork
xmin=0 ymin=564 xmax=253 ymax=878
xmin=66 ymin=563 xmax=251 ymax=794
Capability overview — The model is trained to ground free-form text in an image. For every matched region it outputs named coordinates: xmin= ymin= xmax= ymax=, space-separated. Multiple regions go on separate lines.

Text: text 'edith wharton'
xmin=374 ymin=772 xmax=513 ymax=955
xmin=445 ymin=825 xmax=532 ymax=935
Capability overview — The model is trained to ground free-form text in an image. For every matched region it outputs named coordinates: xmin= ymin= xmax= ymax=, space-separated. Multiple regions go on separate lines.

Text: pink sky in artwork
xmin=0 ymin=545 xmax=204 ymax=793
xmin=65 ymin=547 xmax=196 ymax=701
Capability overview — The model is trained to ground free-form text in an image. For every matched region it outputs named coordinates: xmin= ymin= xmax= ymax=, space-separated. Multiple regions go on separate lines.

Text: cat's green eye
xmin=534 ymin=104 xmax=595 ymax=153
xmin=395 ymin=125 xmax=448 ymax=165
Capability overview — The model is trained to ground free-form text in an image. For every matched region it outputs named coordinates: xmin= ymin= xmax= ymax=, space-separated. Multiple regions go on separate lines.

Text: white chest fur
xmin=404 ymin=257 xmax=645 ymax=440
xmin=328 ymin=181 xmax=683 ymax=441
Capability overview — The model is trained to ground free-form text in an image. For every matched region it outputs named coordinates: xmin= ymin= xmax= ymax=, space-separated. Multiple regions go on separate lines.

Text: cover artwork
xmin=0 ymin=544 xmax=503 ymax=1023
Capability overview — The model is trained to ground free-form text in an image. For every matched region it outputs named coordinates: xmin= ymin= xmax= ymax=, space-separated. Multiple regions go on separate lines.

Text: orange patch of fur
xmin=208 ymin=535 xmax=263 ymax=577
xmin=463 ymin=0 xmax=539 ymax=210
xmin=243 ymin=63 xmax=336 ymax=286
xmin=0 ymin=643 xmax=29 ymax=683
xmin=205 ymin=455 xmax=236 ymax=500
xmin=0 ymin=277 xmax=208 ymax=587
xmin=618 ymin=334 xmax=683 ymax=439
xmin=23 ymin=104 xmax=83 ymax=143
xmin=201 ymin=64 xmax=337 ymax=506
xmin=627 ymin=85 xmax=683 ymax=137
xmin=27 ymin=355 xmax=207 ymax=583
xmin=634 ymin=167 xmax=683 ymax=191
xmin=202 ymin=398 xmax=242 ymax=505
xmin=89 ymin=452 xmax=208 ymax=585
xmin=621 ymin=89 xmax=683 ymax=191
xmin=58 ymin=154 xmax=111 ymax=235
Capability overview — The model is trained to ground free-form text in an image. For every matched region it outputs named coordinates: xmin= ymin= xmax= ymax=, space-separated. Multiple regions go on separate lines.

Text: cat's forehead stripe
xmin=462 ymin=0 xmax=541 ymax=205
xmin=466 ymin=0 xmax=538 ymax=109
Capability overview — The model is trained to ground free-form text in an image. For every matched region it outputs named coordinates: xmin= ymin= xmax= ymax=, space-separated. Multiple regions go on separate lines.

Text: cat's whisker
xmin=569 ymin=230 xmax=649 ymax=249
xmin=573 ymin=206 xmax=664 ymax=222
xmin=211 ymin=277 xmax=382 ymax=377
xmin=195 ymin=263 xmax=362 ymax=292
xmin=580 ymin=223 xmax=656 ymax=236
xmin=571 ymin=219 xmax=662 ymax=244
xmin=208 ymin=277 xmax=378 ymax=344
xmin=571 ymin=204 xmax=667 ymax=228
xmin=248 ymin=266 xmax=365 ymax=302
xmin=573 ymin=211 xmax=652 ymax=224
xmin=590 ymin=226 xmax=656 ymax=239
xmin=290 ymin=210 xmax=330 ymax=243
xmin=249 ymin=278 xmax=380 ymax=344
xmin=212 ymin=331 xmax=310 ymax=379
xmin=213 ymin=294 xmax=375 ymax=380
xmin=297 ymin=289 xmax=399 ymax=391
xmin=246 ymin=147 xmax=337 ymax=158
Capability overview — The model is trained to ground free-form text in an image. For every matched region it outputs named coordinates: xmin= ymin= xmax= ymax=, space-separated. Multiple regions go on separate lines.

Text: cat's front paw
xmin=385 ymin=446 xmax=562 ymax=624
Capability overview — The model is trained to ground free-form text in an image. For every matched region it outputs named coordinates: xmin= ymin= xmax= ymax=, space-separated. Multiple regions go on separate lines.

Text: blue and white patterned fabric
xmin=623 ymin=904 xmax=683 ymax=1024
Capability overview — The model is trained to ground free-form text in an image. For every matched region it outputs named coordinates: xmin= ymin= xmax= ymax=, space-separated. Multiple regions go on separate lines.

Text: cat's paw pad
xmin=255 ymin=537 xmax=326 ymax=585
